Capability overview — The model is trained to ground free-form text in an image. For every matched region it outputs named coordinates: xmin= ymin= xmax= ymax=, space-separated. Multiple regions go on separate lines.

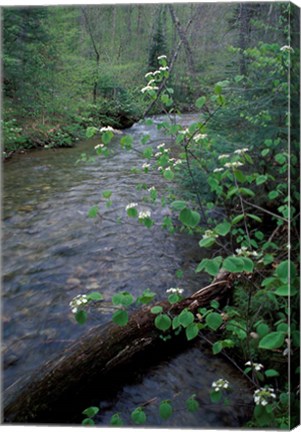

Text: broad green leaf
xmin=247 ymin=213 xmax=262 ymax=223
xmin=82 ymin=418 xmax=95 ymax=425
xmin=172 ymin=315 xmax=181 ymax=330
xmin=151 ymin=305 xmax=163 ymax=314
xmin=265 ymin=369 xmax=279 ymax=377
xmin=102 ymin=190 xmax=112 ymax=199
xmin=112 ymin=310 xmax=129 ymax=327
xmin=195 ymin=96 xmax=206 ymax=109
xmin=210 ymin=300 xmax=220 ymax=309
xmin=276 ymin=260 xmax=296 ymax=282
xmin=168 ymin=293 xmax=181 ymax=304
xmin=141 ymin=134 xmax=150 ymax=145
xmin=239 ymin=187 xmax=255 ymax=197
xmin=222 ymin=256 xmax=245 ymax=273
xmin=268 ymin=190 xmax=279 ymax=200
xmin=88 ymin=206 xmax=99 ymax=218
xmin=205 ymin=257 xmax=222 ymax=276
xmin=259 ymin=331 xmax=285 ymax=350
xmin=179 ymin=208 xmax=200 ymax=228
xmin=241 ymin=257 xmax=254 ymax=273
xmin=171 ymin=200 xmax=186 ymax=211
xmin=186 ymin=395 xmax=199 ymax=412
xmin=110 ymin=413 xmax=124 ymax=426
xmin=199 ymin=237 xmax=216 ymax=248
xmin=274 ymin=285 xmax=297 ymax=296
xmin=195 ymin=258 xmax=208 ymax=273
xmin=178 ymin=309 xmax=195 ymax=328
xmin=256 ymin=323 xmax=270 ymax=337
xmin=143 ymin=147 xmax=153 ymax=158
xmin=256 ymin=175 xmax=268 ymax=185
xmin=87 ymin=292 xmax=103 ymax=301
xmin=185 ymin=322 xmax=199 ymax=340
xmin=212 ymin=341 xmax=223 ymax=354
xmin=137 ymin=289 xmax=156 ymax=304
xmin=232 ymin=214 xmax=244 ymax=224
xmin=82 ymin=407 xmax=99 ymax=418
xmin=215 ymin=222 xmax=231 ymax=236
xmin=102 ymin=130 xmax=114 ymax=145
xmin=112 ymin=292 xmax=133 ymax=307
xmin=120 ymin=135 xmax=133 ymax=149
xmin=154 ymin=314 xmax=172 ymax=331
xmin=127 ymin=207 xmax=138 ymax=218
xmin=205 ymin=312 xmax=223 ymax=330
xmin=131 ymin=408 xmax=146 ymax=425
xmin=86 ymin=126 xmax=98 ymax=138
xmin=75 ymin=310 xmax=87 ymax=325
xmin=164 ymin=169 xmax=174 ymax=181
xmin=159 ymin=401 xmax=173 ymax=420
xmin=210 ymin=389 xmax=222 ymax=403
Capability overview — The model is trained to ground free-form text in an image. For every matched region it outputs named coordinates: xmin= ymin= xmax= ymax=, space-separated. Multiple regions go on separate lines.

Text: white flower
xmin=126 ymin=202 xmax=138 ymax=210
xmin=203 ymin=229 xmax=218 ymax=239
xmin=153 ymin=70 xmax=161 ymax=76
xmin=155 ymin=152 xmax=162 ymax=158
xmin=142 ymin=162 xmax=150 ymax=169
xmin=194 ymin=133 xmax=208 ymax=141
xmin=166 ymin=287 xmax=184 ymax=294
xmin=234 ymin=148 xmax=249 ymax=155
xmin=139 ymin=210 xmax=151 ymax=219
xmin=157 ymin=166 xmax=163 ymax=171
xmin=253 ymin=387 xmax=276 ymax=406
xmin=212 ymin=379 xmax=230 ymax=391
xmin=94 ymin=144 xmax=104 ymax=150
xmin=213 ymin=168 xmax=224 ymax=173
xmin=157 ymin=55 xmax=167 ymax=60
xmin=174 ymin=160 xmax=183 ymax=166
xmin=145 ymin=72 xmax=154 ymax=78
xmin=141 ymin=85 xmax=159 ymax=93
xmin=100 ymin=126 xmax=114 ymax=132
xmin=218 ymin=154 xmax=230 ymax=159
xmin=224 ymin=161 xmax=244 ymax=168
xmin=69 ymin=294 xmax=89 ymax=314
xmin=159 ymin=66 xmax=169 ymax=71
xmin=280 ymin=45 xmax=294 ymax=52
xmin=245 ymin=361 xmax=264 ymax=371
xmin=157 ymin=143 xmax=165 ymax=149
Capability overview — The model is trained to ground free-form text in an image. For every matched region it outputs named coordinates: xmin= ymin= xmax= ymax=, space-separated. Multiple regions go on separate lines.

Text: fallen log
xmin=3 ymin=271 xmax=231 ymax=424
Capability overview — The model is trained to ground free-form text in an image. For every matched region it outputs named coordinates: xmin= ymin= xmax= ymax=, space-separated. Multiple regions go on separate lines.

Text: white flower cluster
xmin=213 ymin=167 xmax=224 ymax=173
xmin=224 ymin=161 xmax=244 ymax=168
xmin=203 ymin=229 xmax=218 ymax=239
xmin=95 ymin=143 xmax=104 ymax=150
xmin=280 ymin=45 xmax=294 ymax=52
xmin=126 ymin=202 xmax=138 ymax=210
xmin=69 ymin=294 xmax=88 ymax=314
xmin=235 ymin=246 xmax=259 ymax=257
xmin=159 ymin=66 xmax=169 ymax=71
xmin=148 ymin=186 xmax=156 ymax=192
xmin=139 ymin=210 xmax=151 ymax=219
xmin=157 ymin=143 xmax=165 ymax=149
xmin=253 ymin=387 xmax=276 ymax=406
xmin=234 ymin=148 xmax=249 ymax=155
xmin=157 ymin=55 xmax=167 ymax=60
xmin=245 ymin=361 xmax=264 ymax=371
xmin=194 ymin=133 xmax=208 ymax=142
xmin=141 ymin=85 xmax=159 ymax=94
xmin=99 ymin=126 xmax=121 ymax=133
xmin=142 ymin=162 xmax=150 ymax=169
xmin=212 ymin=379 xmax=230 ymax=391
xmin=166 ymin=287 xmax=184 ymax=295
xmin=218 ymin=154 xmax=230 ymax=160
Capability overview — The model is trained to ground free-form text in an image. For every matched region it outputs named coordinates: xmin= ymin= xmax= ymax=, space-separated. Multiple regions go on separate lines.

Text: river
xmin=2 ymin=114 xmax=252 ymax=426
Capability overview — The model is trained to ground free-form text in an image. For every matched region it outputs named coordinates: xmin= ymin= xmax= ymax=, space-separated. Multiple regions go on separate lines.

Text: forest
xmin=2 ymin=2 xmax=300 ymax=429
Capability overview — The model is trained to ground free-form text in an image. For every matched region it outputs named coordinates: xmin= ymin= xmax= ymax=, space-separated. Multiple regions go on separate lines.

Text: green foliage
xmin=131 ymin=407 xmax=147 ymax=425
xmin=112 ymin=309 xmax=129 ymax=327
xmin=159 ymin=401 xmax=173 ymax=420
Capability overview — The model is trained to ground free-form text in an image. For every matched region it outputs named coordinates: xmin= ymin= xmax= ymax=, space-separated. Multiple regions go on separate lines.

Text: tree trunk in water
xmin=3 ymin=272 xmax=231 ymax=424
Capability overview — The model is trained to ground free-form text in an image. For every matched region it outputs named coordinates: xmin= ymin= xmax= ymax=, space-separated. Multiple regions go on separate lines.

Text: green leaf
xmin=163 ymin=169 xmax=174 ymax=181
xmin=261 ymin=148 xmax=270 ymax=157
xmin=210 ymin=389 xmax=222 ymax=403
xmin=112 ymin=310 xmax=129 ymax=327
xmin=179 ymin=208 xmax=200 ymax=228
xmin=274 ymin=285 xmax=297 ymax=296
xmin=154 ymin=314 xmax=172 ymax=331
xmin=86 ymin=126 xmax=98 ymax=138
xmin=205 ymin=312 xmax=223 ymax=331
xmin=82 ymin=407 xmax=99 ymax=418
xmin=102 ymin=130 xmax=114 ymax=145
xmin=268 ymin=190 xmax=279 ymax=200
xmin=112 ymin=292 xmax=134 ymax=307
xmin=222 ymin=256 xmax=245 ymax=273
xmin=215 ymin=222 xmax=231 ymax=236
xmin=137 ymin=289 xmax=156 ymax=304
xmin=210 ymin=300 xmax=220 ymax=309
xmin=212 ymin=341 xmax=223 ymax=354
xmin=232 ymin=214 xmax=244 ymax=224
xmin=247 ymin=213 xmax=262 ymax=223
xmin=185 ymin=322 xmax=199 ymax=340
xmin=205 ymin=257 xmax=222 ymax=276
xmin=110 ymin=413 xmax=124 ymax=426
xmin=259 ymin=331 xmax=285 ymax=350
xmin=178 ymin=309 xmax=195 ymax=328
xmin=87 ymin=292 xmax=103 ymax=301
xmin=102 ymin=190 xmax=112 ymax=199
xmin=171 ymin=200 xmax=186 ymax=211
xmin=264 ymin=369 xmax=279 ymax=377
xmin=256 ymin=323 xmax=270 ymax=337
xmin=276 ymin=260 xmax=296 ymax=282
xmin=195 ymin=96 xmax=206 ymax=109
xmin=186 ymin=395 xmax=199 ymax=412
xmin=75 ymin=310 xmax=87 ymax=325
xmin=241 ymin=257 xmax=254 ymax=273
xmin=198 ymin=237 xmax=216 ymax=248
xmin=150 ymin=305 xmax=163 ymax=314
xmin=143 ymin=147 xmax=153 ymax=158
xmin=120 ymin=135 xmax=133 ymax=149
xmin=159 ymin=401 xmax=173 ymax=420
xmin=168 ymin=293 xmax=181 ymax=304
xmin=256 ymin=175 xmax=268 ymax=185
xmin=131 ymin=408 xmax=146 ymax=425
xmin=88 ymin=206 xmax=99 ymax=218
xmin=82 ymin=418 xmax=95 ymax=425
xmin=127 ymin=207 xmax=138 ymax=218
xmin=195 ymin=258 xmax=208 ymax=273
xmin=141 ymin=134 xmax=151 ymax=145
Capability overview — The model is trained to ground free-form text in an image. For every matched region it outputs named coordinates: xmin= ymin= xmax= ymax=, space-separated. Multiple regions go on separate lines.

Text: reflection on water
xmin=2 ymin=115 xmax=252 ymax=426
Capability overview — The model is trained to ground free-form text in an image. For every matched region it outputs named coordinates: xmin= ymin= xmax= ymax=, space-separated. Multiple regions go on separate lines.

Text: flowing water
xmin=2 ymin=114 xmax=252 ymax=426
